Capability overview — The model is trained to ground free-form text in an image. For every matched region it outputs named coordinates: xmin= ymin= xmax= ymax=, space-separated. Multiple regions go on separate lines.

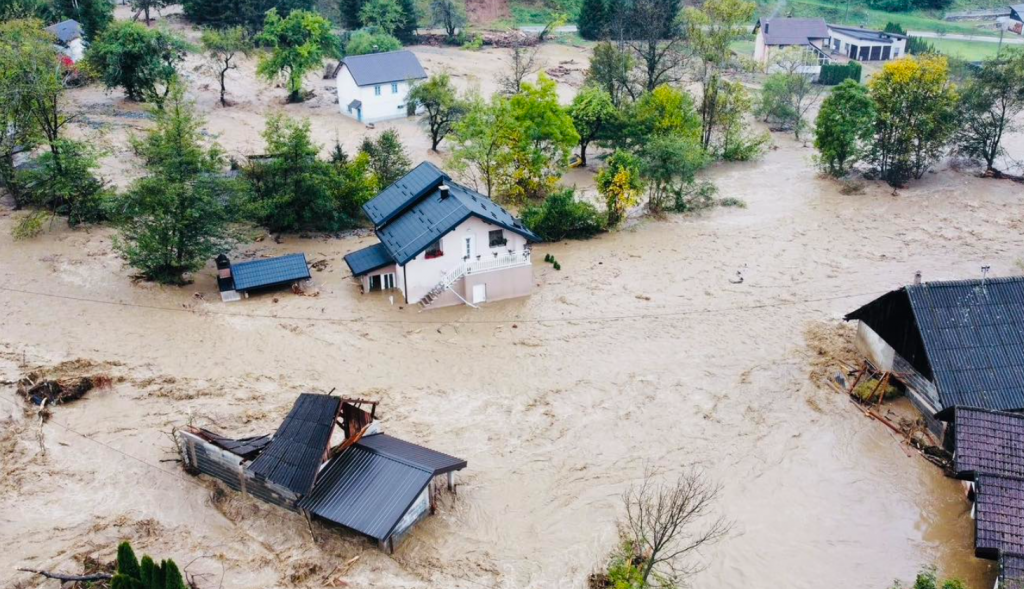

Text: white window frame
xmin=374 ymin=85 xmax=381 ymax=96
xmin=391 ymin=82 xmax=399 ymax=94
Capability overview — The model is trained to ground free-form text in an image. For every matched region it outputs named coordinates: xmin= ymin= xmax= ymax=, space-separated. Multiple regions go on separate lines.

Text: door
xmin=357 ymin=107 xmax=362 ymax=122
xmin=472 ymin=283 xmax=486 ymax=304
xmin=464 ymin=235 xmax=474 ymax=260
xmin=882 ymin=46 xmax=891 ymax=60
xmin=382 ymin=273 xmax=395 ymax=290
xmin=369 ymin=275 xmax=382 ymax=292
xmin=849 ymin=44 xmax=857 ymax=58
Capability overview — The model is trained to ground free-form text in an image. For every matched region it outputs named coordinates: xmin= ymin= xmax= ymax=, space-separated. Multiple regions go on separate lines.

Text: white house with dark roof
xmin=344 ymin=162 xmax=539 ymax=309
xmin=336 ymin=50 xmax=427 ymax=123
xmin=44 ymin=19 xmax=86 ymax=63
xmin=753 ymin=17 xmax=831 ymax=70
xmin=826 ymin=25 xmax=907 ymax=61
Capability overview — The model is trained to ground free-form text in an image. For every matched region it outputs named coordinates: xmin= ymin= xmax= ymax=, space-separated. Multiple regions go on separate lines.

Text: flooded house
xmin=176 ymin=394 xmax=466 ymax=551
xmin=844 ymin=276 xmax=1024 ymax=435
xmin=752 ymin=17 xmax=831 ymax=74
xmin=335 ymin=50 xmax=426 ymax=123
xmin=826 ymin=25 xmax=908 ymax=62
xmin=215 ymin=253 xmax=311 ymax=302
xmin=44 ymin=19 xmax=86 ymax=63
xmin=344 ymin=162 xmax=540 ymax=309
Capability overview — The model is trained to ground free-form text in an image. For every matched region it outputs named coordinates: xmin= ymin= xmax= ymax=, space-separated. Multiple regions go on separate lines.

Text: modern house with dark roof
xmin=826 ymin=25 xmax=907 ymax=62
xmin=215 ymin=253 xmax=311 ymax=302
xmin=336 ymin=50 xmax=427 ymax=123
xmin=845 ymin=276 xmax=1024 ymax=433
xmin=752 ymin=17 xmax=832 ymax=72
xmin=44 ymin=19 xmax=86 ymax=62
xmin=344 ymin=162 xmax=540 ymax=309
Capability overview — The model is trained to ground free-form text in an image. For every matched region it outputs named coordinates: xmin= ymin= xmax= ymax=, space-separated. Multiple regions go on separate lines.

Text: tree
xmin=624 ymin=0 xmax=687 ymax=94
xmin=578 ymin=0 xmax=607 ymax=41
xmin=359 ymin=0 xmax=403 ymax=35
xmin=618 ymin=84 xmax=701 ymax=151
xmin=586 ymin=41 xmax=635 ymax=107
xmin=359 ymin=129 xmax=411 ymax=188
xmin=53 ymin=0 xmax=111 ymax=41
xmin=201 ymin=26 xmax=254 ymax=107
xmin=499 ymin=36 xmax=539 ymax=95
xmin=257 ymin=9 xmax=339 ymax=103
xmin=340 ymin=0 xmax=365 ymax=29
xmin=20 ymin=139 xmax=111 ymax=226
xmin=116 ymin=85 xmax=232 ymax=284
xmin=130 ymin=0 xmax=168 ymax=26
xmin=868 ymin=55 xmax=958 ymax=187
xmin=506 ymin=73 xmax=579 ymax=202
xmin=111 ymin=541 xmax=189 ymax=589
xmin=890 ymin=567 xmax=967 ymax=589
xmin=953 ymin=49 xmax=1024 ymax=174
xmin=87 ymin=21 xmax=189 ymax=106
xmin=343 ymin=28 xmax=402 ymax=55
xmin=597 ymin=149 xmax=643 ymax=226
xmin=521 ymin=188 xmax=605 ymax=241
xmin=429 ymin=0 xmax=465 ymax=40
xmin=182 ymin=0 xmax=313 ymax=31
xmin=408 ymin=73 xmax=467 ymax=151
xmin=566 ymin=85 xmax=616 ymax=166
xmin=394 ymin=0 xmax=418 ymax=43
xmin=712 ymin=79 xmax=766 ymax=161
xmin=449 ymin=92 xmax=517 ymax=199
xmin=814 ymin=79 xmax=876 ymax=177
xmin=639 ymin=134 xmax=708 ymax=213
xmin=685 ymin=0 xmax=757 ymax=150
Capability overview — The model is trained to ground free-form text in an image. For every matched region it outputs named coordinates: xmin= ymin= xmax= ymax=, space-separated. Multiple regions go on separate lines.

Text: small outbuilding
xmin=44 ymin=19 xmax=86 ymax=63
xmin=215 ymin=253 xmax=311 ymax=301
xmin=336 ymin=50 xmax=427 ymax=123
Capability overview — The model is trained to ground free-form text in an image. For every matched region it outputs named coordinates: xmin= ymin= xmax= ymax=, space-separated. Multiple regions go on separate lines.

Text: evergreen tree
xmin=394 ymin=0 xmax=418 ymax=43
xmin=577 ymin=0 xmax=607 ymax=41
xmin=359 ymin=129 xmax=411 ymax=187
xmin=340 ymin=0 xmax=364 ymax=28
xmin=117 ymin=542 xmax=142 ymax=580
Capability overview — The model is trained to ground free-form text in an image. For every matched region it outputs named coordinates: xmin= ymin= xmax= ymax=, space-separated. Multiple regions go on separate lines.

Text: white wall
xmin=827 ymin=30 xmax=906 ymax=60
xmin=401 ymin=216 xmax=529 ymax=304
xmin=336 ymin=65 xmax=420 ymax=123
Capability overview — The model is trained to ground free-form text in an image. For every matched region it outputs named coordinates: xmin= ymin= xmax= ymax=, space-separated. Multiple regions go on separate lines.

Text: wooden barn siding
xmin=178 ymin=431 xmax=299 ymax=510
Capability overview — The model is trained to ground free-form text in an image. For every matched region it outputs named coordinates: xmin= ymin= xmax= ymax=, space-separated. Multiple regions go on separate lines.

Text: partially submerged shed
xmin=216 ymin=253 xmax=311 ymax=302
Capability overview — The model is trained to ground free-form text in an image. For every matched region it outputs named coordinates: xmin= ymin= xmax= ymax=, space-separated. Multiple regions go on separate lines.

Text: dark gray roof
xmin=341 ymin=50 xmax=427 ymax=87
xmin=376 ymin=179 xmax=540 ymax=266
xmin=846 ymin=277 xmax=1024 ymax=413
xmin=298 ymin=434 xmax=465 ymax=541
xmin=45 ymin=19 xmax=82 ymax=43
xmin=947 ymin=407 xmax=1024 ymax=480
xmin=230 ymin=253 xmax=311 ymax=292
xmin=1002 ymin=554 xmax=1024 ymax=589
xmin=1012 ymin=3 xmax=1024 ymax=19
xmin=196 ymin=428 xmax=272 ymax=461
xmin=828 ymin=24 xmax=906 ymax=42
xmin=348 ymin=99 xmax=362 ymax=110
xmin=344 ymin=242 xmax=395 ymax=277
xmin=246 ymin=394 xmax=340 ymax=496
xmin=756 ymin=17 xmax=830 ymax=45
xmin=363 ymin=161 xmax=448 ymax=227
xmin=975 ymin=474 xmax=1024 ymax=560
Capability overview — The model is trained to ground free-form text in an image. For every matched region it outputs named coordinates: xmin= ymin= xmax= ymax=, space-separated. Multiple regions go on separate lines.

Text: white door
xmin=464 ymin=235 xmax=474 ymax=260
xmin=472 ymin=283 xmax=486 ymax=304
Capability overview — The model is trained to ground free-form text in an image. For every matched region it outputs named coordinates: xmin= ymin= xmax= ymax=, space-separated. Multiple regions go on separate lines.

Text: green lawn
xmin=760 ymin=0 xmax=1000 ymax=37
xmin=926 ymin=37 xmax=1004 ymax=60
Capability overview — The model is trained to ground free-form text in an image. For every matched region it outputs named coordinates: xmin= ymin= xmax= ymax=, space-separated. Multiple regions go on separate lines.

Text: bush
xmin=522 ymin=188 xmax=605 ymax=241
xmin=11 ymin=210 xmax=48 ymax=240
xmin=818 ymin=62 xmax=861 ymax=85
xmin=344 ymin=28 xmax=402 ymax=55
xmin=718 ymin=196 xmax=746 ymax=208
xmin=20 ymin=139 xmax=112 ymax=227
xmin=672 ymin=180 xmax=718 ymax=213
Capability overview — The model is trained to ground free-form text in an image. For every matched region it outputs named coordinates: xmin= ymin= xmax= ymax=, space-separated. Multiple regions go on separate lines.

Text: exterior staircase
xmin=418 ymin=251 xmax=532 ymax=310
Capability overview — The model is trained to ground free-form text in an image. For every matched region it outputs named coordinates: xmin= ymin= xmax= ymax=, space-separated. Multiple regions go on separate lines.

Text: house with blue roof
xmin=336 ymin=50 xmax=427 ymax=123
xmin=344 ymin=162 xmax=540 ymax=309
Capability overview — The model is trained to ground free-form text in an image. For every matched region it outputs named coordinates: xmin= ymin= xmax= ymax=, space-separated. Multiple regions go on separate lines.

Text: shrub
xmin=672 ymin=180 xmax=718 ymax=213
xmin=553 ymin=261 xmax=561 ymax=270
xmin=522 ymin=189 xmax=605 ymax=241
xmin=11 ymin=210 xmax=48 ymax=240
xmin=718 ymin=196 xmax=746 ymax=208
xmin=344 ymin=28 xmax=402 ymax=55
xmin=20 ymin=139 xmax=112 ymax=227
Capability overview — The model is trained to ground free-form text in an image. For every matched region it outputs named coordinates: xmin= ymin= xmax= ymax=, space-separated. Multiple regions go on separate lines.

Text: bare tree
xmin=623 ymin=0 xmax=688 ymax=94
xmin=623 ymin=466 xmax=730 ymax=586
xmin=499 ymin=36 xmax=540 ymax=95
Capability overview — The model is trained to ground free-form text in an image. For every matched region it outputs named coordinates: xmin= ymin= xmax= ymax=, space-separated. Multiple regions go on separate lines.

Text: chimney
xmin=913 ymin=271 xmax=922 ymax=285
xmin=439 ymin=184 xmax=450 ymax=199
xmin=216 ymin=254 xmax=233 ymax=292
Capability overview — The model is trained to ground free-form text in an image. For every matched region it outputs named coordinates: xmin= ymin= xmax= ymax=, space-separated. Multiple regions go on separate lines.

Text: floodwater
xmin=3 ymin=19 xmax=1024 ymax=589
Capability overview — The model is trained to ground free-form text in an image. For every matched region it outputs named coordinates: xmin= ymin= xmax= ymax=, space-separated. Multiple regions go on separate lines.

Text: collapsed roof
xmin=247 ymin=394 xmax=341 ymax=495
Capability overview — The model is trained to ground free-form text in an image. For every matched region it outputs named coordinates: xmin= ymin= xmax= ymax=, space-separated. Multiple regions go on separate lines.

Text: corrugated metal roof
xmin=341 ymin=50 xmax=427 ymax=87
xmin=357 ymin=433 xmax=467 ymax=474
xmin=975 ymin=474 xmax=1024 ymax=559
xmin=231 ymin=253 xmax=311 ymax=292
xmin=246 ymin=394 xmax=340 ymax=496
xmin=45 ymin=19 xmax=82 ymax=43
xmin=344 ymin=243 xmax=395 ymax=277
xmin=949 ymin=407 xmax=1024 ymax=480
xmin=362 ymin=161 xmax=447 ymax=227
xmin=757 ymin=18 xmax=829 ymax=45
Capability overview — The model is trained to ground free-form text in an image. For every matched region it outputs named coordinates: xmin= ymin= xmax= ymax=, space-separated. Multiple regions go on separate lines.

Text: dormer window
xmin=425 ymin=240 xmax=443 ymax=259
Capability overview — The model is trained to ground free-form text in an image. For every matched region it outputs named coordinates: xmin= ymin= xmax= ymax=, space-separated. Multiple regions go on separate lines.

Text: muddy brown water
xmin=3 ymin=31 xmax=1024 ymax=589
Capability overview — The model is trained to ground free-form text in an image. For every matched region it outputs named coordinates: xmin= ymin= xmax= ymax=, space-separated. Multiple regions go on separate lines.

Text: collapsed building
xmin=176 ymin=394 xmax=466 ymax=552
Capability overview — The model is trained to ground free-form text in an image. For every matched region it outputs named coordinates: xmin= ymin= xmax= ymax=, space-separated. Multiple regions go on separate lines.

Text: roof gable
xmin=340 ymin=50 xmax=427 ymax=87
xmin=45 ymin=19 xmax=82 ymax=43
xmin=362 ymin=161 xmax=447 ymax=227
xmin=246 ymin=394 xmax=340 ymax=496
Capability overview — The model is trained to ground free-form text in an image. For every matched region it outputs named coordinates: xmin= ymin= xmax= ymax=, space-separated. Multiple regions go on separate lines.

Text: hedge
xmin=819 ymin=61 xmax=862 ymax=85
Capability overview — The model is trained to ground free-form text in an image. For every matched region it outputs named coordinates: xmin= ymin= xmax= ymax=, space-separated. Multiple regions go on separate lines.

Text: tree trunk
xmin=220 ymin=65 xmax=229 ymax=106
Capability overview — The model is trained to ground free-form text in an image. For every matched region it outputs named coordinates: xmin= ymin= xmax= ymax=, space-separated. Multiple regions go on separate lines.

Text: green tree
xmin=814 ymin=79 xmax=876 ymax=177
xmin=117 ymin=542 xmax=142 ymax=580
xmin=87 ymin=21 xmax=190 ymax=106
xmin=429 ymin=0 xmax=464 ymax=39
xmin=343 ymin=28 xmax=402 ymax=54
xmin=638 ymin=134 xmax=708 ymax=213
xmin=359 ymin=129 xmax=411 ymax=188
xmin=506 ymin=73 xmax=580 ymax=202
xmin=624 ymin=0 xmax=687 ymax=93
xmin=182 ymin=0 xmax=313 ymax=30
xmin=449 ymin=92 xmax=517 ymax=199
xmin=257 ymin=9 xmax=339 ymax=103
xmin=619 ymin=84 xmax=701 ymax=151
xmin=201 ymin=26 xmax=254 ymax=107
xmin=713 ymin=79 xmax=766 ymax=161
xmin=566 ymin=85 xmax=616 ymax=166
xmin=359 ymin=0 xmax=403 ymax=35
xmin=578 ymin=0 xmax=607 ymax=41
xmin=408 ymin=73 xmax=467 ymax=151
xmin=53 ymin=0 xmax=111 ymax=41
xmin=394 ymin=0 xmax=418 ymax=43
xmin=521 ymin=188 xmax=605 ymax=241
xmin=116 ymin=85 xmax=232 ymax=284
xmin=869 ymin=55 xmax=958 ymax=187
xmin=953 ymin=49 xmax=1024 ymax=174
xmin=586 ymin=41 xmax=634 ymax=107
xmin=340 ymin=0 xmax=365 ymax=28
xmin=890 ymin=567 xmax=966 ymax=589
xmin=21 ymin=139 xmax=111 ymax=226
xmin=597 ymin=149 xmax=643 ymax=226
xmin=130 ymin=0 xmax=168 ymax=26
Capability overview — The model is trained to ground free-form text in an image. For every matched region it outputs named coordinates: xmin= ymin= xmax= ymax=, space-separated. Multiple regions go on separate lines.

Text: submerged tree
xmin=566 ymin=85 xmax=617 ymax=166
xmin=256 ymin=9 xmax=339 ymax=103
xmin=953 ymin=49 xmax=1024 ymax=174
xmin=429 ymin=0 xmax=465 ymax=40
xmin=586 ymin=41 xmax=635 ymax=107
xmin=499 ymin=36 xmax=540 ymax=95
xmin=201 ymin=26 xmax=254 ymax=107
xmin=408 ymin=73 xmax=467 ymax=151
xmin=359 ymin=129 xmax=411 ymax=188
xmin=814 ymin=79 xmax=876 ymax=177
xmin=87 ymin=21 xmax=189 ymax=107
xmin=597 ymin=149 xmax=643 ymax=226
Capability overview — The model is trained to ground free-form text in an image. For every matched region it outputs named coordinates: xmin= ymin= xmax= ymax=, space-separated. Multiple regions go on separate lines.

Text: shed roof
xmin=946 ymin=407 xmax=1024 ymax=480
xmin=828 ymin=24 xmax=906 ymax=42
xmin=230 ymin=253 xmax=311 ymax=292
xmin=975 ymin=474 xmax=1024 ymax=560
xmin=246 ymin=394 xmax=340 ymax=496
xmin=362 ymin=161 xmax=448 ymax=227
xmin=755 ymin=17 xmax=830 ymax=45
xmin=344 ymin=242 xmax=396 ymax=277
xmin=341 ymin=50 xmax=427 ymax=87
xmin=845 ymin=277 xmax=1024 ymax=413
xmin=45 ymin=19 xmax=82 ymax=43
xmin=298 ymin=433 xmax=466 ymax=541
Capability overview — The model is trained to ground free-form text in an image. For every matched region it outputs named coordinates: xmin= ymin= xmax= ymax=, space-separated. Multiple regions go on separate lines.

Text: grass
xmin=764 ymin=0 xmax=1000 ymax=37
xmin=927 ymin=37 xmax=1004 ymax=60
xmin=730 ymin=38 xmax=756 ymax=56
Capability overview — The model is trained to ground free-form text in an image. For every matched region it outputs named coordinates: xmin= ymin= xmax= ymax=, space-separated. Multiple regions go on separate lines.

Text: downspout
xmin=403 ymin=264 xmax=408 ymax=305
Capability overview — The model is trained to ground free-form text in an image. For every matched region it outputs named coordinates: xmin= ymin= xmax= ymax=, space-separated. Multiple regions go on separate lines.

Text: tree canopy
xmin=256 ymin=9 xmax=339 ymax=102
xmin=814 ymin=79 xmax=876 ymax=177
xmin=408 ymin=73 xmax=467 ymax=151
xmin=87 ymin=21 xmax=190 ymax=106
xmin=954 ymin=49 xmax=1024 ymax=173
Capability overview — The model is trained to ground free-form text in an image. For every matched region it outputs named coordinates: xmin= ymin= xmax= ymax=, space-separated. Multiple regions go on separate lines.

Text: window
xmin=489 ymin=229 xmax=506 ymax=248
xmin=391 ymin=82 xmax=399 ymax=93
xmin=374 ymin=85 xmax=381 ymax=96
xmin=425 ymin=240 xmax=443 ymax=259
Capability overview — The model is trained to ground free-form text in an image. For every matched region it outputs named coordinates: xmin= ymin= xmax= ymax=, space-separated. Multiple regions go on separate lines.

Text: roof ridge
xmin=355 ymin=437 xmax=434 ymax=474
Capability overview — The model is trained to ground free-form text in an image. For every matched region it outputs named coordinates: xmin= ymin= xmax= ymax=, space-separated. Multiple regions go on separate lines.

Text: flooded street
xmin=3 ymin=29 xmax=1024 ymax=589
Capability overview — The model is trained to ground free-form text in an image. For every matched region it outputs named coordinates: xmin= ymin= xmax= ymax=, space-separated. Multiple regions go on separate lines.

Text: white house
xmin=44 ymin=19 xmax=86 ymax=63
xmin=344 ymin=162 xmax=539 ymax=309
xmin=336 ymin=50 xmax=427 ymax=124
xmin=826 ymin=25 xmax=907 ymax=61
xmin=752 ymin=17 xmax=831 ymax=73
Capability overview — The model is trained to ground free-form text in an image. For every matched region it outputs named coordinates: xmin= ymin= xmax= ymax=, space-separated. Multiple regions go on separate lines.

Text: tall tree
xmin=116 ymin=84 xmax=233 ymax=284
xmin=638 ymin=134 xmax=708 ymax=212
xmin=618 ymin=84 xmax=701 ymax=151
xmin=429 ymin=0 xmax=465 ymax=39
xmin=256 ymin=9 xmax=339 ymax=103
xmin=359 ymin=0 xmax=403 ymax=35
xmin=449 ymin=92 xmax=517 ymax=199
xmin=499 ymin=36 xmax=539 ymax=95
xmin=624 ymin=0 xmax=687 ymax=94
xmin=408 ymin=73 xmax=467 ymax=151
xmin=597 ymin=149 xmax=643 ymax=226
xmin=953 ymin=49 xmax=1024 ymax=174
xmin=129 ymin=0 xmax=168 ymax=26
xmin=506 ymin=73 xmax=580 ymax=202
xmin=394 ymin=0 xmax=418 ymax=43
xmin=586 ymin=41 xmax=634 ymax=107
xmin=359 ymin=129 xmax=411 ymax=187
xmin=87 ymin=21 xmax=189 ymax=106
xmin=566 ymin=85 xmax=616 ymax=166
xmin=201 ymin=26 xmax=254 ymax=107
xmin=182 ymin=0 xmax=313 ymax=31
xmin=340 ymin=0 xmax=365 ymax=29
xmin=578 ymin=0 xmax=607 ymax=41
xmin=814 ymin=79 xmax=876 ymax=177
xmin=869 ymin=55 xmax=958 ymax=187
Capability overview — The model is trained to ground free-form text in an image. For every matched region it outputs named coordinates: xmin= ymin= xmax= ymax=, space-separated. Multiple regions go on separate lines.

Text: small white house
xmin=827 ymin=25 xmax=907 ymax=61
xmin=336 ymin=50 xmax=427 ymax=124
xmin=45 ymin=19 xmax=86 ymax=63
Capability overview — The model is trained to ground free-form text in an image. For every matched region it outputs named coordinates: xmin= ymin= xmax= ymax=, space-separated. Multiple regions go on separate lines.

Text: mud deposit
xmin=3 ymin=16 xmax=1024 ymax=589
